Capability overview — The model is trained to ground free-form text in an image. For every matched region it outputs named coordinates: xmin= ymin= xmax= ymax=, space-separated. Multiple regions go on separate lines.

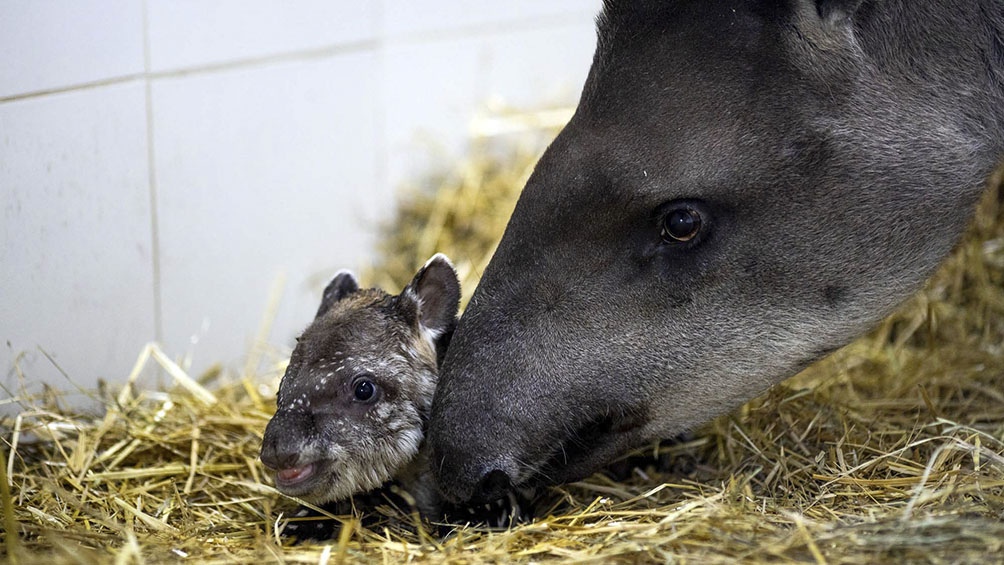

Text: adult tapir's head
xmin=430 ymin=0 xmax=1003 ymax=502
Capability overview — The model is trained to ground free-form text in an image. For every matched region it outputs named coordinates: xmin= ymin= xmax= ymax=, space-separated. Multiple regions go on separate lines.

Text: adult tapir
xmin=428 ymin=0 xmax=1004 ymax=503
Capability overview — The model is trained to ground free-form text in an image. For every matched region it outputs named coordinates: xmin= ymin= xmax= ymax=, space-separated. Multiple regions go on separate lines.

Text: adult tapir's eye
xmin=353 ymin=377 xmax=378 ymax=402
xmin=661 ymin=207 xmax=702 ymax=243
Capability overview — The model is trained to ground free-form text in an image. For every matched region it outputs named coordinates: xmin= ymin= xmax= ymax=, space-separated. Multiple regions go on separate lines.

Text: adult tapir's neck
xmin=857 ymin=0 xmax=1004 ymax=156
xmin=974 ymin=1 xmax=1004 ymax=155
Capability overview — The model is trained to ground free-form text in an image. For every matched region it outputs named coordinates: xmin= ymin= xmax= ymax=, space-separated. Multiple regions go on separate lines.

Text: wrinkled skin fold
xmin=428 ymin=0 xmax=1004 ymax=503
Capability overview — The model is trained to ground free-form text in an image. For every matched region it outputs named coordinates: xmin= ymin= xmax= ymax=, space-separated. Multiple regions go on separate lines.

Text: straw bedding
xmin=3 ymin=122 xmax=1003 ymax=563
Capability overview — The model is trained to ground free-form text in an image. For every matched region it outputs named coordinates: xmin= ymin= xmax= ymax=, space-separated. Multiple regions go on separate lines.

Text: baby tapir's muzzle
xmin=260 ymin=410 xmax=319 ymax=489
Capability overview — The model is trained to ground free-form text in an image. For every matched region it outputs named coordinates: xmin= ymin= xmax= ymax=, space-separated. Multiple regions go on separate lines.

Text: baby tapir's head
xmin=259 ymin=254 xmax=460 ymax=504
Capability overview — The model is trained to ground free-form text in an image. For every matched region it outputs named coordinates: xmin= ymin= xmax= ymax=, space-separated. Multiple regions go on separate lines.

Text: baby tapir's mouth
xmin=275 ymin=463 xmax=315 ymax=487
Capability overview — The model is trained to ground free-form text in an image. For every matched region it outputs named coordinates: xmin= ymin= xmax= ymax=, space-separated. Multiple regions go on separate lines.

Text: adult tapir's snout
xmin=429 ymin=400 xmax=518 ymax=503
xmin=429 ymin=243 xmax=660 ymax=501
xmin=429 ymin=288 xmax=577 ymax=502
xmin=426 ymin=236 xmax=718 ymax=502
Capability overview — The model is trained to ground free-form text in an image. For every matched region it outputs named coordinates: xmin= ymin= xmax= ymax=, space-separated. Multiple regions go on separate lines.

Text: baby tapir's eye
xmin=352 ymin=376 xmax=378 ymax=403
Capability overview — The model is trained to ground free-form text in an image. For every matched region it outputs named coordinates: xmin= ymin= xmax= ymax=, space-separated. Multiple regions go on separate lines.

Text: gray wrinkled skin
xmin=260 ymin=255 xmax=460 ymax=516
xmin=430 ymin=0 xmax=1004 ymax=503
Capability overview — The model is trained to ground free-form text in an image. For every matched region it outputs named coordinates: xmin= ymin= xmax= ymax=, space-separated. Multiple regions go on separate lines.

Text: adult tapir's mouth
xmin=531 ymin=412 xmax=646 ymax=487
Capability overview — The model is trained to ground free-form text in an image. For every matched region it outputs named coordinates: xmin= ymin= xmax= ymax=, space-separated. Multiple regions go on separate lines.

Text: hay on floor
xmin=2 ymin=113 xmax=1003 ymax=563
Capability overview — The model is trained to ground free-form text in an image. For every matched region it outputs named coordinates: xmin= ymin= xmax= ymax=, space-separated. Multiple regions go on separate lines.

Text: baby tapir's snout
xmin=260 ymin=409 xmax=316 ymax=471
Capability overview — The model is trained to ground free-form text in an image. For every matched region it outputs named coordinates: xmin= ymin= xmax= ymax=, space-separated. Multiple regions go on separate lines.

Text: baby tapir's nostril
xmin=259 ymin=410 xmax=314 ymax=470
xmin=477 ymin=468 xmax=514 ymax=502
xmin=260 ymin=432 xmax=303 ymax=470
xmin=260 ymin=442 xmax=300 ymax=470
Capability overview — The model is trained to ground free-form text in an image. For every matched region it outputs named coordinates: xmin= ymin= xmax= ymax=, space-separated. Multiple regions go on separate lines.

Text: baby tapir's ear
xmin=405 ymin=253 xmax=461 ymax=337
xmin=316 ymin=270 xmax=359 ymax=319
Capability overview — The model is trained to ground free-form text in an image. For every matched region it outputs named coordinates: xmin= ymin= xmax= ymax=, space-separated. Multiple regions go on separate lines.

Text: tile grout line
xmin=383 ymin=11 xmax=601 ymax=47
xmin=372 ymin=0 xmax=389 ymax=269
xmin=142 ymin=0 xmax=163 ymax=345
xmin=0 ymin=73 xmax=145 ymax=104
xmin=0 ymin=12 xmax=596 ymax=105
xmin=0 ymin=39 xmax=376 ymax=105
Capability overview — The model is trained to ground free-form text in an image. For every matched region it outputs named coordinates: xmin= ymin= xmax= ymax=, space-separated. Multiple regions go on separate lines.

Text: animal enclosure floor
xmin=4 ymin=142 xmax=1003 ymax=564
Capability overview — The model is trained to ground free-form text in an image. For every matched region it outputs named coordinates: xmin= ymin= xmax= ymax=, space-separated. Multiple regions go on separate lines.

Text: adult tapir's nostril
xmin=478 ymin=468 xmax=514 ymax=502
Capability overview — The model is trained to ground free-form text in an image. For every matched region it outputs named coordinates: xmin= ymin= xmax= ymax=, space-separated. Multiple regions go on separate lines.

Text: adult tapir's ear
xmin=762 ymin=0 xmax=865 ymax=65
xmin=404 ymin=253 xmax=461 ymax=337
xmin=814 ymin=0 xmax=864 ymax=26
xmin=762 ymin=0 xmax=864 ymax=30
xmin=316 ymin=270 xmax=359 ymax=319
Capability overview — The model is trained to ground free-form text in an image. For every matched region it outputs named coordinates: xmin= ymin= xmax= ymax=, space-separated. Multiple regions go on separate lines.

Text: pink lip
xmin=276 ymin=463 xmax=315 ymax=485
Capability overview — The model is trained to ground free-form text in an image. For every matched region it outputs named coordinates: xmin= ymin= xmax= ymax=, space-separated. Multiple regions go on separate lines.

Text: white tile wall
xmin=0 ymin=83 xmax=154 ymax=389
xmin=0 ymin=1 xmax=602 ymax=393
xmin=146 ymin=0 xmax=378 ymax=73
xmin=382 ymin=0 xmax=600 ymax=37
xmin=0 ymin=0 xmax=144 ymax=98
xmin=473 ymin=24 xmax=599 ymax=107
xmin=381 ymin=21 xmax=598 ymax=192
xmin=153 ymin=53 xmax=381 ymax=371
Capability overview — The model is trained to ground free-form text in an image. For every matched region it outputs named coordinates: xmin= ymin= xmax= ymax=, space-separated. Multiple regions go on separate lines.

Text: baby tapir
xmin=259 ymin=254 xmax=527 ymax=538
